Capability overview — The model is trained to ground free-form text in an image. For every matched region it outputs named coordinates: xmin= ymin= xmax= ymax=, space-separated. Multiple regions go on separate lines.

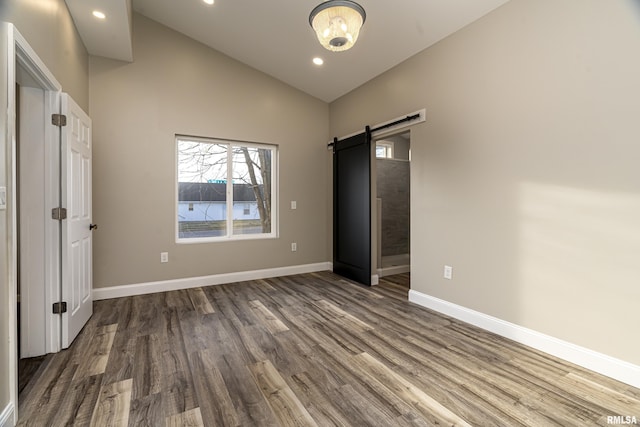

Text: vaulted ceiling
xmin=66 ymin=0 xmax=510 ymax=102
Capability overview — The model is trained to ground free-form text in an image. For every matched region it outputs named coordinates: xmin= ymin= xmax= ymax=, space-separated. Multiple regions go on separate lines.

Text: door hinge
xmin=52 ymin=207 xmax=67 ymax=220
xmin=53 ymin=301 xmax=68 ymax=314
xmin=52 ymin=113 xmax=67 ymax=127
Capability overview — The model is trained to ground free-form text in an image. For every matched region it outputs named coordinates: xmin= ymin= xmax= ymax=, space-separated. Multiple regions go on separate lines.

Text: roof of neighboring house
xmin=178 ymin=182 xmax=262 ymax=202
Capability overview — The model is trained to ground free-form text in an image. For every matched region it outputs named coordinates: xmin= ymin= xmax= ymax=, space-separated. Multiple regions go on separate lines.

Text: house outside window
xmin=176 ymin=135 xmax=277 ymax=242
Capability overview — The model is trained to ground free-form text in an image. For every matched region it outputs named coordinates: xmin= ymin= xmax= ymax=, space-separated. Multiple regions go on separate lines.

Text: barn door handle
xmin=89 ymin=223 xmax=98 ymax=231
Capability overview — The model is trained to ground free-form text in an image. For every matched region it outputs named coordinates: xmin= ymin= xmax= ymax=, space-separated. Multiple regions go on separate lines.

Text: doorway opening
xmin=7 ymin=28 xmax=68 ymax=420
xmin=375 ymin=131 xmax=410 ymax=278
xmin=3 ymin=25 xmax=97 ymax=424
xmin=15 ymin=61 xmax=57 ymax=397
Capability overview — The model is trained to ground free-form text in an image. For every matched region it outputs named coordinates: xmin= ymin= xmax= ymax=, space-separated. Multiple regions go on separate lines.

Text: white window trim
xmin=175 ymin=135 xmax=278 ymax=243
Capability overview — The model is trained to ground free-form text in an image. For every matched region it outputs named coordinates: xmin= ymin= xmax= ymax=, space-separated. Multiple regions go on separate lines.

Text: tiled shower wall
xmin=377 ymin=159 xmax=410 ymax=257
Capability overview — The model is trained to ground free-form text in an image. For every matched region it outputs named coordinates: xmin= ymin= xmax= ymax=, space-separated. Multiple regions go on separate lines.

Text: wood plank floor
xmin=17 ymin=272 xmax=640 ymax=426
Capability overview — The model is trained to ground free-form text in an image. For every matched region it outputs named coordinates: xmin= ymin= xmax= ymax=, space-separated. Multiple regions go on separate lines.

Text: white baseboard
xmin=409 ymin=290 xmax=640 ymax=389
xmin=0 ymin=403 xmax=14 ymax=427
xmin=94 ymin=262 xmax=332 ymax=300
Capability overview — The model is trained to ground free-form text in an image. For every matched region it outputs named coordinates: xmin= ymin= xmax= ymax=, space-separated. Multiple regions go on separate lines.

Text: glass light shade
xmin=309 ymin=1 xmax=366 ymax=52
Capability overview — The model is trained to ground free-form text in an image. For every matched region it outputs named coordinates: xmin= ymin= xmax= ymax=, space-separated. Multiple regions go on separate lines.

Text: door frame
xmin=373 ymin=129 xmax=412 ymax=278
xmin=6 ymin=24 xmax=62 ymax=423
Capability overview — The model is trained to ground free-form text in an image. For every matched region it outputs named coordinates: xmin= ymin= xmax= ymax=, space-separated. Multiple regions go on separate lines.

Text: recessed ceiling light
xmin=92 ymin=10 xmax=106 ymax=19
xmin=203 ymin=0 xmax=214 ymax=5
xmin=313 ymin=57 xmax=324 ymax=66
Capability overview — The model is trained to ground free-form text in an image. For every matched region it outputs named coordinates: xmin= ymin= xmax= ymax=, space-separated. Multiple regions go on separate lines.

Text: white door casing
xmin=61 ymin=93 xmax=93 ymax=348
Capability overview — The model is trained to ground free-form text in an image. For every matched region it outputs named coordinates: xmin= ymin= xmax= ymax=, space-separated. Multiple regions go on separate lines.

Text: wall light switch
xmin=0 ymin=187 xmax=6 ymax=210
xmin=291 ymin=201 xmax=297 ymax=210
xmin=291 ymin=242 xmax=297 ymax=252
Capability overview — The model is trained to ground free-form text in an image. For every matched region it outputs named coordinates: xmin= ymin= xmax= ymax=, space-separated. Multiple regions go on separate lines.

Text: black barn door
xmin=333 ymin=131 xmax=371 ymax=285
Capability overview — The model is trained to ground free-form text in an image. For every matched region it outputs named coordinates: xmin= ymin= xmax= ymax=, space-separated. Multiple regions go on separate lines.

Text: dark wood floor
xmin=17 ymin=271 xmax=639 ymax=426
xmin=18 ymin=356 xmax=48 ymax=397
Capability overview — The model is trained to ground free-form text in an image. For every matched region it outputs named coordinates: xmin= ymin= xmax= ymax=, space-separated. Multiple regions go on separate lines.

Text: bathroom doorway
xmin=375 ymin=131 xmax=410 ymax=278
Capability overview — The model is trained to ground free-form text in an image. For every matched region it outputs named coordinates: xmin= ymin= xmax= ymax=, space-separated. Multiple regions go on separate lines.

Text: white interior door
xmin=61 ymin=93 xmax=93 ymax=348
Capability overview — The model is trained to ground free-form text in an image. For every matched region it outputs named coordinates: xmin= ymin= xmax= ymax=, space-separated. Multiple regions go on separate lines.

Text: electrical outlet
xmin=444 ymin=265 xmax=453 ymax=280
xmin=291 ymin=200 xmax=297 ymax=210
xmin=161 ymin=252 xmax=169 ymax=263
xmin=291 ymin=242 xmax=297 ymax=252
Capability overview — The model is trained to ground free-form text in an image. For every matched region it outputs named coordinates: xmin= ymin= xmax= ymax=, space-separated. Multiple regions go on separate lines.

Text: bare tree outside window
xmin=177 ymin=136 xmax=276 ymax=241
xmin=235 ymin=147 xmax=271 ymax=234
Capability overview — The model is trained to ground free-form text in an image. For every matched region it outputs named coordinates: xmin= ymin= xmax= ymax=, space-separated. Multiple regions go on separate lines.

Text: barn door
xmin=333 ymin=130 xmax=371 ymax=285
xmin=60 ymin=93 xmax=93 ymax=348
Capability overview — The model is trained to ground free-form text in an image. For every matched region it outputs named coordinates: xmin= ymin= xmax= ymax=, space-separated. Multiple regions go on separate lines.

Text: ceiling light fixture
xmin=313 ymin=57 xmax=324 ymax=66
xmin=309 ymin=0 xmax=366 ymax=52
xmin=203 ymin=0 xmax=214 ymax=5
xmin=92 ymin=10 xmax=106 ymax=19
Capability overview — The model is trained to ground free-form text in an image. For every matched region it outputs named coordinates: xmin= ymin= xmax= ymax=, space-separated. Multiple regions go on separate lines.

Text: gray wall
xmin=330 ymin=0 xmax=640 ymax=366
xmin=0 ymin=0 xmax=89 ymax=418
xmin=90 ymin=14 xmax=330 ymax=288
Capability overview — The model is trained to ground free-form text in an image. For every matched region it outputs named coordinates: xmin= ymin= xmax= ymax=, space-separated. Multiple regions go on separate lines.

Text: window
xmin=176 ymin=135 xmax=277 ymax=242
xmin=376 ymin=141 xmax=394 ymax=159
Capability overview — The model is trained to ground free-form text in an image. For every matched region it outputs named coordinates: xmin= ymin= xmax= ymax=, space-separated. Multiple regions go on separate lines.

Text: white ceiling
xmin=67 ymin=0 xmax=510 ymax=102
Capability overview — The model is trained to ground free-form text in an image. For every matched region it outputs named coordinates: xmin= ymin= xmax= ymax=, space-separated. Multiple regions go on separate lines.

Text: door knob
xmin=89 ymin=223 xmax=98 ymax=231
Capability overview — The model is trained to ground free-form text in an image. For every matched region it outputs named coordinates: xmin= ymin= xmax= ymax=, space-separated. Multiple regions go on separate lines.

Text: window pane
xmin=177 ymin=140 xmax=228 ymax=238
xmin=376 ymin=142 xmax=394 ymax=159
xmin=176 ymin=136 xmax=276 ymax=241
xmin=231 ymin=146 xmax=272 ymax=235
